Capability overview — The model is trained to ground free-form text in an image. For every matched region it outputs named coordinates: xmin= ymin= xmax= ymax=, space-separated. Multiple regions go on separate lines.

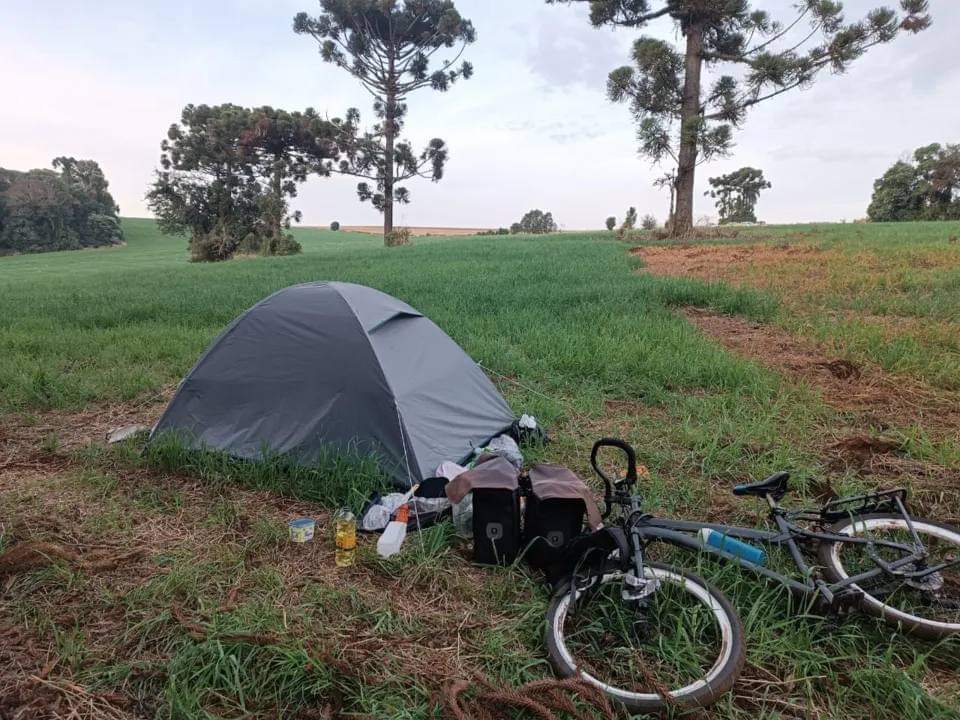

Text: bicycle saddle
xmin=733 ymin=471 xmax=790 ymax=500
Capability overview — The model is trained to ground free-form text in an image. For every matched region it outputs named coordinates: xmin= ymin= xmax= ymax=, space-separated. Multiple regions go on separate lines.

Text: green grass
xmin=2 ymin=218 xmax=959 ymax=718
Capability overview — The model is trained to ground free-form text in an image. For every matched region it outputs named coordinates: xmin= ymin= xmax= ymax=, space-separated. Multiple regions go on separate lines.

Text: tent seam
xmin=332 ymin=285 xmax=420 ymax=487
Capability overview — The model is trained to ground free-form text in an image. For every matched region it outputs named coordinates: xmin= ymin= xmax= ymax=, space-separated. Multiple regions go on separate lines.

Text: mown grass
xmin=2 ymin=219 xmax=959 ymax=718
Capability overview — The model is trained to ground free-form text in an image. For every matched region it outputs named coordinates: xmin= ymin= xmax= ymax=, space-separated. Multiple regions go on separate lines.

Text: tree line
xmin=0 ymin=158 xmax=122 ymax=255
xmin=149 ymin=0 xmax=474 ymax=260
xmin=868 ymin=143 xmax=960 ymax=222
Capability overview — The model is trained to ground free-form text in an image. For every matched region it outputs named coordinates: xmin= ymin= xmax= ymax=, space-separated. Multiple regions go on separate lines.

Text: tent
xmin=150 ymin=281 xmax=515 ymax=487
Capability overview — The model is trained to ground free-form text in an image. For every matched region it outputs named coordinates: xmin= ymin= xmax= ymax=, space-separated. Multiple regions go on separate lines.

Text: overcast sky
xmin=2 ymin=1 xmax=957 ymax=229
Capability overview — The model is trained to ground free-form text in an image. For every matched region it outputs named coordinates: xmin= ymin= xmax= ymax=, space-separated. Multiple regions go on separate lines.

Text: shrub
xmin=189 ymin=227 xmax=239 ymax=262
xmin=476 ymin=227 xmax=509 ymax=236
xmin=605 ymin=216 xmax=616 ymax=231
xmin=330 ymin=220 xmax=340 ymax=231
xmin=264 ymin=233 xmax=302 ymax=256
xmin=384 ymin=227 xmax=411 ymax=246
xmin=641 ymin=214 xmax=657 ymax=230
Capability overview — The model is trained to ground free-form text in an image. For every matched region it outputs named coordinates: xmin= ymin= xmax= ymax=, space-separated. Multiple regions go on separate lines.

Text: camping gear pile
xmin=361 ymin=427 xmax=600 ymax=575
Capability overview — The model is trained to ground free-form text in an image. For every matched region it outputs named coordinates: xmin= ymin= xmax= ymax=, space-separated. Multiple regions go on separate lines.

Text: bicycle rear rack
xmin=820 ymin=488 xmax=908 ymax=523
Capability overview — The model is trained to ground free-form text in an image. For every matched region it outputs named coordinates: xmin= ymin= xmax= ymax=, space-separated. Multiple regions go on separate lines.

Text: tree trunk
xmin=271 ymin=159 xmax=284 ymax=253
xmin=671 ymin=23 xmax=705 ymax=238
xmin=383 ymin=55 xmax=396 ymax=245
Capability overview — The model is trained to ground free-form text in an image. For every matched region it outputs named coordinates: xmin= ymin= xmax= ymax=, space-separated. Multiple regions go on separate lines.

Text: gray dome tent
xmin=151 ymin=282 xmax=515 ymax=487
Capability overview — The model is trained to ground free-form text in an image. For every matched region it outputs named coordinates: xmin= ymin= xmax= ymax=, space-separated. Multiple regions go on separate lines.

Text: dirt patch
xmin=680 ymin=308 xmax=960 ymax=519
xmin=683 ymin=308 xmax=960 ymax=439
xmin=631 ymin=242 xmax=827 ymax=285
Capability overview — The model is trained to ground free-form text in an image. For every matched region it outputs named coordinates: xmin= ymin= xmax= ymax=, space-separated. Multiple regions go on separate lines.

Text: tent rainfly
xmin=150 ymin=281 xmax=515 ymax=487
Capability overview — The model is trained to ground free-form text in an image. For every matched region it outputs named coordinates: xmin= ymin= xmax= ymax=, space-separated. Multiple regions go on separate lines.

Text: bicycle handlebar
xmin=590 ymin=437 xmax=638 ymax=519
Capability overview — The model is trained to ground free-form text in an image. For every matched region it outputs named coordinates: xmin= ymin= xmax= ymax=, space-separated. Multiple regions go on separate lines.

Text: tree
xmin=147 ymin=104 xmax=263 ymax=261
xmin=239 ymin=106 xmax=342 ymax=249
xmin=294 ymin=0 xmax=475 ymax=244
xmin=868 ymin=143 xmax=960 ymax=221
xmin=866 ymin=160 xmax=921 ymax=222
xmin=0 ymin=159 xmax=122 ymax=255
xmin=147 ymin=104 xmax=343 ymax=260
xmin=549 ymin=0 xmax=931 ymax=237
xmin=912 ymin=143 xmax=960 ymax=220
xmin=641 ymin=213 xmax=657 ymax=230
xmin=330 ymin=220 xmax=341 ymax=230
xmin=511 ymin=209 xmax=558 ymax=234
xmin=706 ymin=167 xmax=771 ymax=223
xmin=616 ymin=205 xmax=637 ymax=238
xmin=605 ymin=215 xmax=617 ymax=230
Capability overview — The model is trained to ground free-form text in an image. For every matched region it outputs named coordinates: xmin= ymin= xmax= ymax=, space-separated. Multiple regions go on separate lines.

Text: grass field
xmin=1 ymin=218 xmax=958 ymax=718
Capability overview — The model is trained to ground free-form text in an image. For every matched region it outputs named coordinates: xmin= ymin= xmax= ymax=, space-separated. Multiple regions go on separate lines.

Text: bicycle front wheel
xmin=545 ymin=561 xmax=745 ymax=713
xmin=818 ymin=514 xmax=960 ymax=640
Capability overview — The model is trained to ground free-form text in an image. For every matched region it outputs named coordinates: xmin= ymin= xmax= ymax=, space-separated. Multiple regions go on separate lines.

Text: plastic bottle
xmin=333 ymin=507 xmax=356 ymax=567
xmin=377 ymin=505 xmax=409 ymax=558
xmin=698 ymin=528 xmax=766 ymax=566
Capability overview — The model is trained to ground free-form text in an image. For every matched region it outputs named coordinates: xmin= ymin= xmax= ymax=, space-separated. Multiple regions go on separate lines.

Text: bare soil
xmin=631 ymin=241 xmax=826 ymax=285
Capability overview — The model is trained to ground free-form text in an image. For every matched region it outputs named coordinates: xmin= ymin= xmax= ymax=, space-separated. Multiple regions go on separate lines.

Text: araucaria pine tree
xmin=294 ymin=0 xmax=475 ymax=245
xmin=707 ymin=167 xmax=771 ymax=224
xmin=549 ymin=0 xmax=931 ymax=238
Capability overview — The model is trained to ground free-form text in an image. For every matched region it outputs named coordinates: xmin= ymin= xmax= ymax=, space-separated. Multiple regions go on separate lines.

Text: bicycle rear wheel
xmin=545 ymin=561 xmax=745 ymax=713
xmin=818 ymin=514 xmax=960 ymax=640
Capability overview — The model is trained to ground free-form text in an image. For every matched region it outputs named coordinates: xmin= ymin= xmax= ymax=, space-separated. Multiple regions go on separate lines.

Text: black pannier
xmin=445 ymin=456 xmax=523 ymax=566
xmin=522 ymin=464 xmax=599 ymax=578
xmin=473 ymin=484 xmax=522 ymax=565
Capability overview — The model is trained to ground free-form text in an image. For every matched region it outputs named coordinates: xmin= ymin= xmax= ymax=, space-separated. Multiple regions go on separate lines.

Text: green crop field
xmin=2 ymin=218 xmax=959 ymax=718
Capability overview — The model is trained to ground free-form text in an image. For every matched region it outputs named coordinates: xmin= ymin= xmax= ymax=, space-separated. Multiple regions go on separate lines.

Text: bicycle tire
xmin=545 ymin=560 xmax=745 ymax=712
xmin=818 ymin=513 xmax=960 ymax=640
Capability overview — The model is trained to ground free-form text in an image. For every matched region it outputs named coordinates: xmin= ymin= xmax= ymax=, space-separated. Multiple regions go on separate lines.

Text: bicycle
xmin=544 ymin=438 xmax=960 ymax=713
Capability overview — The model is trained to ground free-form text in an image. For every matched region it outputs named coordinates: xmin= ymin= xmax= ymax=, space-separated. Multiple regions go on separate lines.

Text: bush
xmin=476 ymin=227 xmax=509 ymax=236
xmin=264 ymin=233 xmax=302 ymax=256
xmin=641 ymin=214 xmax=657 ymax=230
xmin=330 ymin=220 xmax=340 ymax=231
xmin=605 ymin=216 xmax=616 ymax=231
xmin=384 ymin=227 xmax=411 ymax=246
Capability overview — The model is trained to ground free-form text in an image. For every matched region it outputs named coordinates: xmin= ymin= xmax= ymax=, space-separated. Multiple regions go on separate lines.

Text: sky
xmin=2 ymin=1 xmax=957 ymax=229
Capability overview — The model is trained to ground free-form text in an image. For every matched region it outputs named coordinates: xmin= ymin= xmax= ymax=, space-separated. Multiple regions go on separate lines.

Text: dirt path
xmin=683 ymin=308 xmax=960 ymax=441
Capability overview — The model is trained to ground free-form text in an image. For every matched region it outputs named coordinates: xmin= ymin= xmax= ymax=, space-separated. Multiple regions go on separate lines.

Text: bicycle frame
xmin=631 ymin=493 xmax=954 ymax=608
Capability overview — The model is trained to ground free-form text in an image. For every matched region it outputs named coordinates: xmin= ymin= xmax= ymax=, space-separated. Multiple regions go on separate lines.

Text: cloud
xmin=524 ymin=5 xmax=630 ymax=90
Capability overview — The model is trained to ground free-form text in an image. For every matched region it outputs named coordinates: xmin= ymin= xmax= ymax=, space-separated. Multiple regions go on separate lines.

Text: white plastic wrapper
xmin=474 ymin=434 xmax=523 ymax=469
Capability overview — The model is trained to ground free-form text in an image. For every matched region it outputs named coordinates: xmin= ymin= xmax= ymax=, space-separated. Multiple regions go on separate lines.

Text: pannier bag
xmin=523 ymin=464 xmax=603 ymax=577
xmin=445 ymin=456 xmax=521 ymax=565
